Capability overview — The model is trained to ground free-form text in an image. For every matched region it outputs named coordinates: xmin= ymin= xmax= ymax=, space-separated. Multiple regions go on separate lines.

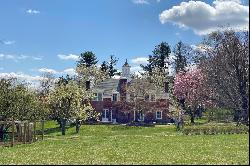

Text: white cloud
xmin=63 ymin=68 xmax=76 ymax=76
xmin=131 ymin=57 xmax=148 ymax=64
xmin=26 ymin=9 xmax=40 ymax=14
xmin=132 ymin=0 xmax=150 ymax=5
xmin=0 ymin=40 xmax=15 ymax=45
xmin=0 ymin=72 xmax=43 ymax=88
xmin=37 ymin=67 xmax=76 ymax=76
xmin=32 ymin=56 xmax=43 ymax=61
xmin=0 ymin=53 xmax=43 ymax=62
xmin=130 ymin=66 xmax=144 ymax=75
xmin=159 ymin=0 xmax=249 ymax=35
xmin=38 ymin=68 xmax=58 ymax=74
xmin=57 ymin=54 xmax=79 ymax=61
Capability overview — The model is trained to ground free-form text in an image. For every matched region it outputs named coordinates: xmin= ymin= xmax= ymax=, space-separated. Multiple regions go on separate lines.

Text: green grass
xmin=0 ymin=121 xmax=249 ymax=165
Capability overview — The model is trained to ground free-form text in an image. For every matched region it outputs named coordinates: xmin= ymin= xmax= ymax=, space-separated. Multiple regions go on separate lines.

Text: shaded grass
xmin=0 ymin=121 xmax=249 ymax=165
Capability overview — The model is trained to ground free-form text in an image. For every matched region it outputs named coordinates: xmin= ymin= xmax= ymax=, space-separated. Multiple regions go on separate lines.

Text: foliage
xmin=206 ymin=108 xmax=234 ymax=123
xmin=48 ymin=80 xmax=94 ymax=134
xmin=141 ymin=42 xmax=171 ymax=75
xmin=76 ymin=64 xmax=108 ymax=89
xmin=77 ymin=51 xmax=98 ymax=67
xmin=173 ymin=69 xmax=214 ymax=123
xmin=100 ymin=61 xmax=109 ymax=73
xmin=0 ymin=78 xmax=45 ymax=121
xmin=172 ymin=41 xmax=192 ymax=74
xmin=108 ymin=55 xmax=119 ymax=78
xmin=182 ymin=123 xmax=249 ymax=135
xmin=199 ymin=30 xmax=249 ymax=124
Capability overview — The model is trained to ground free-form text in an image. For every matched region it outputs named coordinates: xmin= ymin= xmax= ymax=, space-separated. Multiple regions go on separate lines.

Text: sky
xmin=0 ymin=0 xmax=249 ymax=85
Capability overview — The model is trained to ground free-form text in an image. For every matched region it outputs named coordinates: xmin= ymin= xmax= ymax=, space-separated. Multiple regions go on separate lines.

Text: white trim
xmin=156 ymin=111 xmax=163 ymax=119
xmin=102 ymin=109 xmax=109 ymax=122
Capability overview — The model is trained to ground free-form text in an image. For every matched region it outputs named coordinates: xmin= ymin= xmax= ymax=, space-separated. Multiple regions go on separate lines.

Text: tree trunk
xmin=76 ymin=119 xmax=81 ymax=134
xmin=61 ymin=119 xmax=66 ymax=135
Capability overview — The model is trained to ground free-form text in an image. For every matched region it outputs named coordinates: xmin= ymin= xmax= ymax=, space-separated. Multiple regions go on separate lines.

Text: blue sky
xmin=0 ymin=0 xmax=249 ymax=82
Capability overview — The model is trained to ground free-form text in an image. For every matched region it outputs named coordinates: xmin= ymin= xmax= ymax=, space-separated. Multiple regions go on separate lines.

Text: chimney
xmin=164 ymin=82 xmax=169 ymax=93
xmin=119 ymin=78 xmax=127 ymax=101
xmin=86 ymin=81 xmax=90 ymax=90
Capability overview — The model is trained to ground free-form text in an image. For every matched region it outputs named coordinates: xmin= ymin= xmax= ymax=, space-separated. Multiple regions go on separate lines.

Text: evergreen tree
xmin=141 ymin=42 xmax=171 ymax=75
xmin=100 ymin=61 xmax=109 ymax=73
xmin=152 ymin=42 xmax=171 ymax=72
xmin=173 ymin=41 xmax=188 ymax=74
xmin=77 ymin=51 xmax=98 ymax=67
xmin=140 ymin=55 xmax=154 ymax=75
xmin=108 ymin=55 xmax=118 ymax=78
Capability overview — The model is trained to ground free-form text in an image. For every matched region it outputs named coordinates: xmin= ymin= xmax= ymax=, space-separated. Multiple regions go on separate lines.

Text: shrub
xmin=182 ymin=124 xmax=249 ymax=135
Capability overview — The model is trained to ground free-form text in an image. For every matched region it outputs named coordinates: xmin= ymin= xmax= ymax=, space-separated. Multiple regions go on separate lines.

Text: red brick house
xmin=91 ymin=60 xmax=170 ymax=123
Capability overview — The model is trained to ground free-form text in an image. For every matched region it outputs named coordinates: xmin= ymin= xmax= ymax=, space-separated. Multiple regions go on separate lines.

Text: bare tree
xmin=200 ymin=30 xmax=249 ymax=125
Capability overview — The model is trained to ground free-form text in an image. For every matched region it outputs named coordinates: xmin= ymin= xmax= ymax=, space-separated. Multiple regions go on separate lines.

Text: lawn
xmin=0 ymin=121 xmax=249 ymax=165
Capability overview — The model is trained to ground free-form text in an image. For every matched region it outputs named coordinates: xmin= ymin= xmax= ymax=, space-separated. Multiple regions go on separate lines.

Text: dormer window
xmin=93 ymin=93 xmax=98 ymax=101
xmin=93 ymin=93 xmax=103 ymax=101
xmin=112 ymin=94 xmax=118 ymax=102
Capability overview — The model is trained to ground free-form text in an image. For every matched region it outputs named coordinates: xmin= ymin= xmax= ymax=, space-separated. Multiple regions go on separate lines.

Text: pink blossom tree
xmin=173 ymin=69 xmax=214 ymax=123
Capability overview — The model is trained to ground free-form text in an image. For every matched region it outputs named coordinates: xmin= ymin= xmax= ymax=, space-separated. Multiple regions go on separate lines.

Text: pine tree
xmin=77 ymin=51 xmax=98 ymax=67
xmin=100 ymin=61 xmax=109 ymax=73
xmin=173 ymin=41 xmax=189 ymax=74
xmin=141 ymin=42 xmax=171 ymax=75
xmin=108 ymin=55 xmax=118 ymax=78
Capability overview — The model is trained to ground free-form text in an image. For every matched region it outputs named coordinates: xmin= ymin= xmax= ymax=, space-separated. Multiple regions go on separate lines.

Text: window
xmin=98 ymin=93 xmax=103 ymax=101
xmin=156 ymin=111 xmax=162 ymax=119
xmin=151 ymin=94 xmax=156 ymax=102
xmin=113 ymin=94 xmax=118 ymax=101
xmin=102 ymin=109 xmax=109 ymax=119
xmin=93 ymin=93 xmax=98 ymax=101
xmin=138 ymin=112 xmax=144 ymax=121
xmin=145 ymin=94 xmax=150 ymax=101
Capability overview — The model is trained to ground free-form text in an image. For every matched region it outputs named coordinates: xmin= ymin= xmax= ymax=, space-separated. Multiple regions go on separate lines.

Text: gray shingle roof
xmin=94 ymin=78 xmax=120 ymax=94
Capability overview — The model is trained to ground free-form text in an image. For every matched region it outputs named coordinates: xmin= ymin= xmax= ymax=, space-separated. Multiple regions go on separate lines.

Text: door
xmin=102 ymin=109 xmax=109 ymax=122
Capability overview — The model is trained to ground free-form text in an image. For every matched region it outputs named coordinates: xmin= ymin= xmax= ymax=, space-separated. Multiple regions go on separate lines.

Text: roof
xmin=94 ymin=78 xmax=120 ymax=94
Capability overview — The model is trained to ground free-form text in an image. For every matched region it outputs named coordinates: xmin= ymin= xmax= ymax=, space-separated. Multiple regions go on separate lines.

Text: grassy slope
xmin=0 ymin=122 xmax=249 ymax=165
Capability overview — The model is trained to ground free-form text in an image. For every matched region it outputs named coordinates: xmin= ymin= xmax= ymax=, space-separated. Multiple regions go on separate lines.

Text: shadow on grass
xmin=36 ymin=126 xmax=75 ymax=135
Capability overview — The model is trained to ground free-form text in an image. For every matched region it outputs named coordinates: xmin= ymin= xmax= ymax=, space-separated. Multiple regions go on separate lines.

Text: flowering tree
xmin=48 ymin=80 xmax=94 ymax=135
xmin=173 ymin=69 xmax=213 ymax=123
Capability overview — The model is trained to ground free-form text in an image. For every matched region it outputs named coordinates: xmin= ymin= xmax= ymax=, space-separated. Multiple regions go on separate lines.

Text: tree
xmin=173 ymin=69 xmax=213 ymax=124
xmin=172 ymin=41 xmax=191 ymax=74
xmin=77 ymin=51 xmax=98 ymax=67
xmin=126 ymin=74 xmax=163 ymax=122
xmin=141 ymin=42 xmax=171 ymax=76
xmin=199 ymin=30 xmax=249 ymax=125
xmin=48 ymin=80 xmax=93 ymax=135
xmin=100 ymin=61 xmax=109 ymax=73
xmin=0 ymin=78 xmax=46 ymax=139
xmin=108 ymin=55 xmax=118 ymax=78
xmin=39 ymin=72 xmax=55 ymax=97
xmin=76 ymin=65 xmax=108 ymax=90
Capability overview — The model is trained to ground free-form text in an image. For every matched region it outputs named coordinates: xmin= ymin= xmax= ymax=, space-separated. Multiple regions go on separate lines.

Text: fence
xmin=0 ymin=120 xmax=45 ymax=147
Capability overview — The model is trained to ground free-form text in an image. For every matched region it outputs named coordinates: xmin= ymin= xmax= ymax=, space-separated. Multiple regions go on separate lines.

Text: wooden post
xmin=41 ymin=119 xmax=44 ymax=140
xmin=33 ymin=120 xmax=36 ymax=142
xmin=11 ymin=119 xmax=15 ymax=147
xmin=23 ymin=122 xmax=27 ymax=144
xmin=27 ymin=122 xmax=30 ymax=143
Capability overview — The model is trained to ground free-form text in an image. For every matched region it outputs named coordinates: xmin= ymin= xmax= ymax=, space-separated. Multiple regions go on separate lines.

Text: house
xmin=90 ymin=60 xmax=170 ymax=123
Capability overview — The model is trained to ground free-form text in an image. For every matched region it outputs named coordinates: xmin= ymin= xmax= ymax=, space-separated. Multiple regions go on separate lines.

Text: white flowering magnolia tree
xmin=48 ymin=80 xmax=95 ymax=135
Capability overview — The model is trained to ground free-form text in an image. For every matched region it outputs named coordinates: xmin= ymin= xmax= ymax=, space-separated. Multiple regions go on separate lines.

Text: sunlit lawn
xmin=0 ymin=121 xmax=249 ymax=165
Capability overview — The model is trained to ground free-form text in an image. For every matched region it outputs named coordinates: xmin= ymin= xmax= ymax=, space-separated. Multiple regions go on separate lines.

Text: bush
xmin=182 ymin=124 xmax=249 ymax=135
xmin=206 ymin=108 xmax=234 ymax=122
